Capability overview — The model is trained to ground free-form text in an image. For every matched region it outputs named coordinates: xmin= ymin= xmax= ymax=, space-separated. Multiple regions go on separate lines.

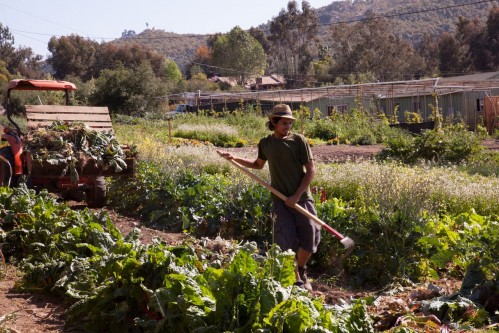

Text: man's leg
xmin=295 ymin=248 xmax=312 ymax=291
xmin=294 ymin=200 xmax=320 ymax=291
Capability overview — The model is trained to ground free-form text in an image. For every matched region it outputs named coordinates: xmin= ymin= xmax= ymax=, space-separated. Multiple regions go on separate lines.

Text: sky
xmin=1 ymin=0 xmax=335 ymax=59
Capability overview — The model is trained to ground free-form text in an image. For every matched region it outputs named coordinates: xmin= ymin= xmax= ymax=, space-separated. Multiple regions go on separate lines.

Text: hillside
xmin=109 ymin=0 xmax=496 ymax=70
xmin=113 ymin=29 xmax=209 ymax=71
xmin=315 ymin=0 xmax=496 ymax=44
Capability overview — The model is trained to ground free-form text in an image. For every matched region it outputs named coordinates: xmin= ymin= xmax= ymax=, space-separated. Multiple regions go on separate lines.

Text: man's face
xmin=274 ymin=118 xmax=294 ymax=138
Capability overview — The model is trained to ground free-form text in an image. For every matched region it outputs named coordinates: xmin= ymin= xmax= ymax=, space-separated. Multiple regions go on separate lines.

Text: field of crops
xmin=1 ymin=110 xmax=498 ymax=332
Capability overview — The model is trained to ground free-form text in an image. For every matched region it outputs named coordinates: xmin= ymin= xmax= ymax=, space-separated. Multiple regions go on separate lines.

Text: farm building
xmin=168 ymin=71 xmax=499 ymax=133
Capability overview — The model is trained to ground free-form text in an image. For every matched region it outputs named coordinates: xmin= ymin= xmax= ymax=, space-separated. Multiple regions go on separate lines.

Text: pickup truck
xmin=1 ymin=79 xmax=136 ymax=207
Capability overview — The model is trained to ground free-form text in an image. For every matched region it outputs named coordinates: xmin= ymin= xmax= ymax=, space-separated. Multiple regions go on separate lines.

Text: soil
xmin=225 ymin=138 xmax=499 ymax=163
xmin=1 ymin=139 xmax=498 ymax=332
xmin=223 ymin=142 xmax=385 ymax=163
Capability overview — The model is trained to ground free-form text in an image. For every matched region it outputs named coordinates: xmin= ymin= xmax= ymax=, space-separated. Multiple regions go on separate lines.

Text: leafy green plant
xmin=108 ymin=161 xmax=272 ymax=239
xmin=26 ymin=121 xmax=129 ymax=182
xmin=375 ymin=129 xmax=415 ymax=163
xmin=306 ymin=109 xmax=393 ymax=145
xmin=459 ymin=149 xmax=499 ymax=177
xmin=2 ymin=186 xmax=377 ymax=332
xmin=416 ymin=211 xmax=498 ymax=280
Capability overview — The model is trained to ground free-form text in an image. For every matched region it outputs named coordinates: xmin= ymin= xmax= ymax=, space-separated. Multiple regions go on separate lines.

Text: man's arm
xmin=286 ymin=159 xmax=315 ymax=207
xmin=217 ymin=150 xmax=266 ymax=170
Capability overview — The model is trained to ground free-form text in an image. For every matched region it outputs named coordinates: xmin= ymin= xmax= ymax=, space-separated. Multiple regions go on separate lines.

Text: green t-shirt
xmin=257 ymin=133 xmax=313 ymax=201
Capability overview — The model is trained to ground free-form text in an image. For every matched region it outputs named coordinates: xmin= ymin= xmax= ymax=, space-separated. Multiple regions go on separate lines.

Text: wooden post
xmin=167 ymin=118 xmax=172 ymax=142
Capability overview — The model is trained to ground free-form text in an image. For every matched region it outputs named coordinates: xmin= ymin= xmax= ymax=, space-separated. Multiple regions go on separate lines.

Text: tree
xmin=164 ymin=59 xmax=182 ymax=83
xmin=163 ymin=59 xmax=184 ymax=93
xmin=417 ymin=34 xmax=440 ymax=77
xmin=90 ymin=62 xmax=167 ymax=115
xmin=47 ymin=35 xmax=99 ymax=80
xmin=185 ymin=72 xmax=218 ymax=93
xmin=325 ymin=14 xmax=425 ymax=82
xmin=9 ymin=46 xmax=43 ymax=78
xmin=248 ymin=27 xmax=271 ymax=54
xmin=0 ymin=60 xmax=10 ymax=84
xmin=486 ymin=6 xmax=499 ymax=68
xmin=438 ymin=33 xmax=465 ymax=76
xmin=455 ymin=17 xmax=490 ymax=72
xmin=211 ymin=26 xmax=266 ymax=85
xmin=268 ymin=1 xmax=319 ymax=87
xmin=96 ymin=42 xmax=166 ymax=78
xmin=120 ymin=30 xmax=137 ymax=39
xmin=0 ymin=23 xmax=43 ymax=78
xmin=0 ymin=23 xmax=15 ymax=66
xmin=185 ymin=45 xmax=213 ymax=79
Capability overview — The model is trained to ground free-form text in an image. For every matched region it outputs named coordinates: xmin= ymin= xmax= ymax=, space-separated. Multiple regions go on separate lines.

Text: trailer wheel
xmin=65 ymin=188 xmax=85 ymax=202
xmin=86 ymin=176 xmax=107 ymax=208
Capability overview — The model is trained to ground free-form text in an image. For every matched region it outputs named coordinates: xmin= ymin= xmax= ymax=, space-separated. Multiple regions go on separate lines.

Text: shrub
xmin=378 ymin=123 xmax=484 ymax=165
xmin=306 ymin=110 xmax=393 ymax=145
xmin=307 ymin=118 xmax=338 ymax=141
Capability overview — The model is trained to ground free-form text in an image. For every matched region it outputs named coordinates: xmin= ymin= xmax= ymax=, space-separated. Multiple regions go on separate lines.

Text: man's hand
xmin=216 ymin=150 xmax=233 ymax=160
xmin=285 ymin=193 xmax=300 ymax=207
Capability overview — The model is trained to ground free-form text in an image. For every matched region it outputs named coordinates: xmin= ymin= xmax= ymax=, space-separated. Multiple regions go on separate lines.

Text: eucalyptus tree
xmin=268 ymin=0 xmax=319 ymax=87
xmin=455 ymin=16 xmax=489 ymax=72
xmin=325 ymin=14 xmax=424 ymax=82
xmin=8 ymin=45 xmax=43 ymax=78
xmin=438 ymin=33 xmax=467 ymax=77
xmin=486 ymin=6 xmax=499 ymax=68
xmin=417 ymin=33 xmax=440 ymax=77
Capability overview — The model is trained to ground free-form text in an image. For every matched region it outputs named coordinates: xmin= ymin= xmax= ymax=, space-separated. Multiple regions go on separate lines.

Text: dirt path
xmin=0 ymin=266 xmax=66 ymax=333
xmin=0 ymin=211 xmax=189 ymax=333
xmin=0 ymin=208 xmax=356 ymax=332
xmin=224 ymin=138 xmax=499 ymax=163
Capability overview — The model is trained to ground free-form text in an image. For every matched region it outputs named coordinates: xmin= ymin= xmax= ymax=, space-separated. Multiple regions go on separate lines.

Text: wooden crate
xmin=25 ymin=105 xmax=113 ymax=132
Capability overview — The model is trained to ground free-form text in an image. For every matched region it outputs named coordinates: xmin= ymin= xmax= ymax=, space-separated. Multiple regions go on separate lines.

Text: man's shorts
xmin=271 ymin=199 xmax=321 ymax=253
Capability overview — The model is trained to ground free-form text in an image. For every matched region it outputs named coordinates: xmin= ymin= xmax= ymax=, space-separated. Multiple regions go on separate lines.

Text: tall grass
xmin=114 ymin=117 xmax=499 ymax=217
xmin=315 ymin=161 xmax=499 ymax=217
xmin=114 ymin=112 xmax=269 ymax=147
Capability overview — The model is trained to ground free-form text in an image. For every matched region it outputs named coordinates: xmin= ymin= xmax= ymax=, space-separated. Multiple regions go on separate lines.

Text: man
xmin=218 ymin=104 xmax=320 ymax=291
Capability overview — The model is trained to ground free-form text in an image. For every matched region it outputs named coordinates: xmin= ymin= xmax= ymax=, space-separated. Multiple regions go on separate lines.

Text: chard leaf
xmin=229 ymin=249 xmax=258 ymax=275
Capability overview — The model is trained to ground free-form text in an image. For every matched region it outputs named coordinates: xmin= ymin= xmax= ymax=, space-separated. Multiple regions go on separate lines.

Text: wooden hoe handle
xmin=219 ymin=153 xmax=346 ymax=240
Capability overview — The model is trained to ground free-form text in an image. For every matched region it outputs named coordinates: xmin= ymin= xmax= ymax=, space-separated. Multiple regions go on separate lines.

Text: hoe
xmin=218 ymin=151 xmax=355 ymax=259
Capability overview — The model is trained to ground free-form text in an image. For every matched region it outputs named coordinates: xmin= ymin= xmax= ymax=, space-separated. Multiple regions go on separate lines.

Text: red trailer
xmin=1 ymin=79 xmax=135 ymax=207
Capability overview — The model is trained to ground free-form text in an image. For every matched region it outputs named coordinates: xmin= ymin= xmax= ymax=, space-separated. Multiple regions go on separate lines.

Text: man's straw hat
xmin=268 ymin=104 xmax=295 ymax=120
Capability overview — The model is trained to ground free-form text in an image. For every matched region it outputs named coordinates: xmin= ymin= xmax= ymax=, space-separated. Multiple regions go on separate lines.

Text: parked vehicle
xmin=1 ymin=79 xmax=136 ymax=207
xmin=166 ymin=104 xmax=193 ymax=117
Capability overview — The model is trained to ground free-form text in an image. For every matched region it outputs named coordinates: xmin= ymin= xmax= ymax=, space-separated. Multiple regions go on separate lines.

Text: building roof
xmin=196 ymin=79 xmax=444 ymax=103
xmin=209 ymin=76 xmax=238 ymax=86
xmin=169 ymin=72 xmax=499 ymax=104
xmin=439 ymin=71 xmax=499 ymax=82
